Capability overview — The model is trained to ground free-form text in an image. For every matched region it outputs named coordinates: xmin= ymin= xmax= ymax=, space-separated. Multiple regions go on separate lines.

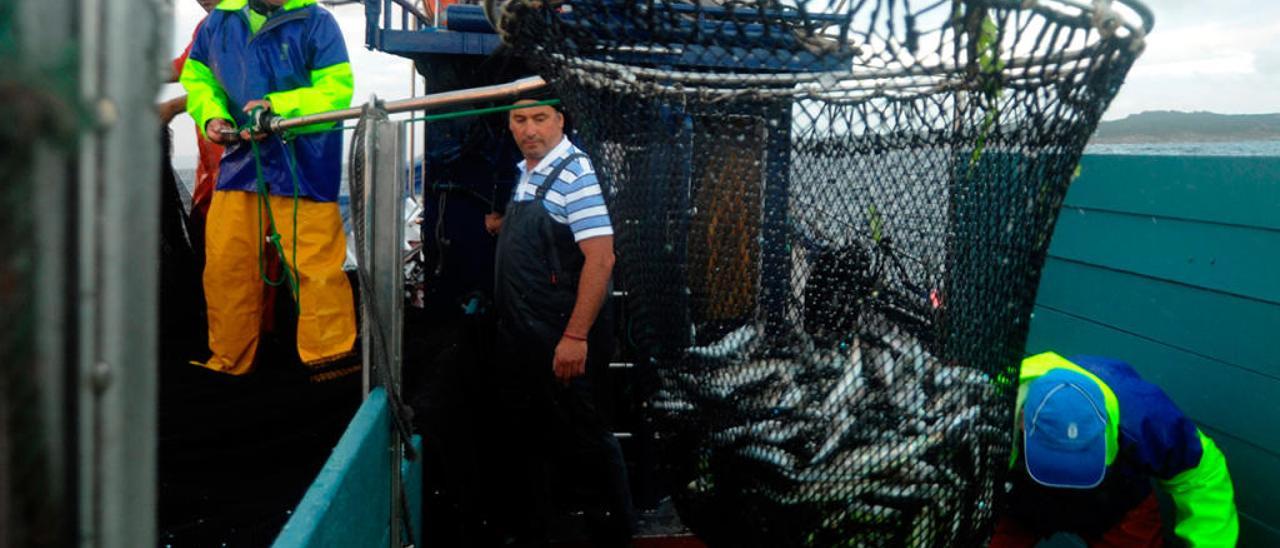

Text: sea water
xmin=1085 ymin=140 xmax=1280 ymax=157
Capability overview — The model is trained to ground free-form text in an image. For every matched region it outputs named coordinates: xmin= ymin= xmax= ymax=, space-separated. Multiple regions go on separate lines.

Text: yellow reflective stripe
xmin=248 ymin=10 xmax=266 ymax=33
xmin=1159 ymin=430 xmax=1239 ymax=547
xmin=1016 ymin=352 xmax=1121 ymax=465
xmin=178 ymin=58 xmax=233 ymax=140
xmin=217 ymin=0 xmax=315 ymax=11
xmin=265 ymin=62 xmax=354 ymax=134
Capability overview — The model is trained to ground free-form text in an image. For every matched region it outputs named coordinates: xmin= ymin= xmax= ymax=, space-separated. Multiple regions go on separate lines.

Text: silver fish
xmin=686 ymin=324 xmax=759 ymax=360
xmin=712 ymin=419 xmax=807 ymax=446
xmin=737 ymin=443 xmax=798 ymax=470
xmin=809 ymin=409 xmax=862 ymax=465
xmin=819 ymin=336 xmax=865 ymax=413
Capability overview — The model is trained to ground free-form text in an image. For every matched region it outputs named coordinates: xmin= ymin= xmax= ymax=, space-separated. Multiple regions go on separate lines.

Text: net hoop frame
xmin=495 ymin=0 xmax=1154 ymax=101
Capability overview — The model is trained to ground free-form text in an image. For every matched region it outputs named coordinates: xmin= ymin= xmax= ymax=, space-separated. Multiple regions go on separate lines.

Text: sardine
xmin=824 ymin=432 xmax=944 ymax=479
xmin=649 ymin=398 xmax=696 ymax=413
xmin=707 ymin=358 xmax=794 ymax=393
xmin=712 ymin=419 xmax=807 ymax=446
xmin=819 ymin=337 xmax=865 ymax=413
xmin=737 ymin=443 xmax=798 ymax=470
xmin=933 ymin=366 xmax=991 ymax=389
xmin=686 ymin=324 xmax=759 ymax=359
xmin=809 ymin=409 xmax=862 ymax=465
xmin=909 ymin=504 xmax=938 ymax=547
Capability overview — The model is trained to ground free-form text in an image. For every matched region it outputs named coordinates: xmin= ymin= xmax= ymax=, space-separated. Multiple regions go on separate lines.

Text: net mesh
xmin=493 ymin=0 xmax=1147 ymax=544
xmin=2 ymin=2 xmax=81 ymax=544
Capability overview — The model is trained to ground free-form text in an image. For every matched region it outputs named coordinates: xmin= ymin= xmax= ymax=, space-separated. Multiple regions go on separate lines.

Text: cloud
xmin=1142 ymin=0 xmax=1279 ymax=30
xmin=1104 ymin=71 xmax=1280 ymax=119
xmin=1099 ymin=7 xmax=1280 ymax=118
xmin=331 ymin=6 xmax=419 ymax=103
xmin=1254 ymin=42 xmax=1280 ymax=76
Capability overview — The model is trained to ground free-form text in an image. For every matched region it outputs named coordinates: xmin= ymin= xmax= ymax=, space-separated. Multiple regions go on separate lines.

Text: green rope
xmin=244 ymin=107 xmax=302 ymax=312
xmin=966 ymin=11 xmax=1005 ymax=179
xmin=400 ymin=98 xmax=561 ymax=124
xmin=289 ymin=98 xmax=563 ymax=136
xmin=242 ymin=96 xmax=563 ymax=312
xmin=282 ymin=122 xmax=353 ymax=139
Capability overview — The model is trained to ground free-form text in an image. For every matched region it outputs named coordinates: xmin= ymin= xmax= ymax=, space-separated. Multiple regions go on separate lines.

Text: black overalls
xmin=492 ymin=153 xmax=634 ymax=546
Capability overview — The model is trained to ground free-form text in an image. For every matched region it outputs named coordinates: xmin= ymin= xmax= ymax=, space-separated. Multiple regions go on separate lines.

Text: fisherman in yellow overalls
xmin=179 ymin=0 xmax=356 ymax=374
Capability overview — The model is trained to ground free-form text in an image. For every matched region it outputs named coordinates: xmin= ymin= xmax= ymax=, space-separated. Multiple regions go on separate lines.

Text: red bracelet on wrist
xmin=562 ymin=332 xmax=588 ymax=342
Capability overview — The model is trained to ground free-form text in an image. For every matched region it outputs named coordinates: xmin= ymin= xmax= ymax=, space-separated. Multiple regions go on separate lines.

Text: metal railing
xmin=365 ymin=0 xmax=431 ymax=52
xmin=271 ymin=76 xmax=546 ymax=133
xmin=364 ymin=0 xmax=503 ymax=56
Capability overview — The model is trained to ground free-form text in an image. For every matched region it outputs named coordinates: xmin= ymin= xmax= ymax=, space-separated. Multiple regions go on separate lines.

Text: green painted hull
xmin=1028 ymin=154 xmax=1280 ymax=546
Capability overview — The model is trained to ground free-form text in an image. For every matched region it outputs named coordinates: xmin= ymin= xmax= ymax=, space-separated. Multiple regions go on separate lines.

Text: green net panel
xmin=492 ymin=0 xmax=1150 ymax=544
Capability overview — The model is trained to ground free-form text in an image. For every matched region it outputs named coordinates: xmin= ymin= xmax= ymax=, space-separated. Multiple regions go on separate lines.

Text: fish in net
xmin=489 ymin=0 xmax=1151 ymax=545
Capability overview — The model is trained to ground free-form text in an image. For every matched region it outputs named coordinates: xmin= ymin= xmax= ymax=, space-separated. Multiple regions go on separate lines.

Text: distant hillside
xmin=1091 ymin=111 xmax=1280 ymax=144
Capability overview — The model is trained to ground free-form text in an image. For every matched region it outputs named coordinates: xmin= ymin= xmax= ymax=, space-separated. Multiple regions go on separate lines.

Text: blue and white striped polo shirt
xmin=512 ymin=136 xmax=614 ymax=242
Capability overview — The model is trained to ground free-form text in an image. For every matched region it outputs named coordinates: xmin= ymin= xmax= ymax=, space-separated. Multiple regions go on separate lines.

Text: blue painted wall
xmin=1026 ymin=155 xmax=1280 ymax=546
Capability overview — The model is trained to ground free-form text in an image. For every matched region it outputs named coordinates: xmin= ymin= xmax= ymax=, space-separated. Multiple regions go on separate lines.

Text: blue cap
xmin=1023 ymin=369 xmax=1109 ymax=489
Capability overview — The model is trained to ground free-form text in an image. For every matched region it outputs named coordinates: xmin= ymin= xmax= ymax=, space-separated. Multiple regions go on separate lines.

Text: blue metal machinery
xmin=364 ymin=1 xmax=524 ymax=316
xmin=365 ymin=1 xmax=501 ymax=57
xmin=364 ymin=0 xmax=853 ymax=67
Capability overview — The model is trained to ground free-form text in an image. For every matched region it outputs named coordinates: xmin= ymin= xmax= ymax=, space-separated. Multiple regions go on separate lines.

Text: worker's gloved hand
xmin=205 ymin=118 xmax=236 ymax=145
xmin=553 ymin=336 xmax=587 ymax=384
xmin=240 ymin=99 xmax=273 ymax=141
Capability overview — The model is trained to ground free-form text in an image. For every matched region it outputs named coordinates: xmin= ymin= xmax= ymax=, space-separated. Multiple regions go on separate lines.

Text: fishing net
xmin=2 ymin=2 xmax=81 ymax=544
xmin=492 ymin=0 xmax=1149 ymax=545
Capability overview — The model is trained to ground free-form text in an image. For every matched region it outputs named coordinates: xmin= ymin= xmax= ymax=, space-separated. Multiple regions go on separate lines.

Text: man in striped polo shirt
xmin=488 ymin=97 xmax=633 ymax=546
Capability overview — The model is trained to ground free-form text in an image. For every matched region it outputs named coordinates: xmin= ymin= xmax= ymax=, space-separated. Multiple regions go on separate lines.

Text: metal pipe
xmin=271 ymin=76 xmax=546 ymax=132
xmin=383 ymin=0 xmax=392 ymax=35
xmin=387 ymin=0 xmax=430 ymax=25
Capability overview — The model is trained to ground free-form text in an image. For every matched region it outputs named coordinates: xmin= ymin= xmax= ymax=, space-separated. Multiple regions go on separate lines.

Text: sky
xmin=161 ymin=0 xmax=1280 ymax=167
xmin=1102 ymin=0 xmax=1280 ymax=121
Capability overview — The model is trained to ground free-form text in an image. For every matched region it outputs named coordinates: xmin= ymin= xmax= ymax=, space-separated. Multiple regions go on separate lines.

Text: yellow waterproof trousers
xmin=202 ymin=189 xmax=356 ymax=375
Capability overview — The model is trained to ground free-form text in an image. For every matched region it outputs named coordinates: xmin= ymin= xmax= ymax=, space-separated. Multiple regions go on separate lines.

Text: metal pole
xmin=74 ymin=0 xmax=163 ymax=545
xmin=383 ymin=0 xmax=392 ymax=36
xmin=408 ymin=51 xmax=417 ymax=203
xmin=360 ymin=106 xmax=378 ymax=397
xmin=372 ymin=120 xmax=406 ymax=393
xmin=356 ymin=110 xmax=407 ymax=547
xmin=271 ymin=76 xmax=547 ymax=132
xmin=377 ymin=116 xmax=406 ymax=548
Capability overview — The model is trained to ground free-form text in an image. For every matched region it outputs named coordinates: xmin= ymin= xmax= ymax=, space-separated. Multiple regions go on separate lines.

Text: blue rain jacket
xmin=180 ymin=0 xmax=353 ymax=202
xmin=1012 ymin=352 xmax=1238 ymax=546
